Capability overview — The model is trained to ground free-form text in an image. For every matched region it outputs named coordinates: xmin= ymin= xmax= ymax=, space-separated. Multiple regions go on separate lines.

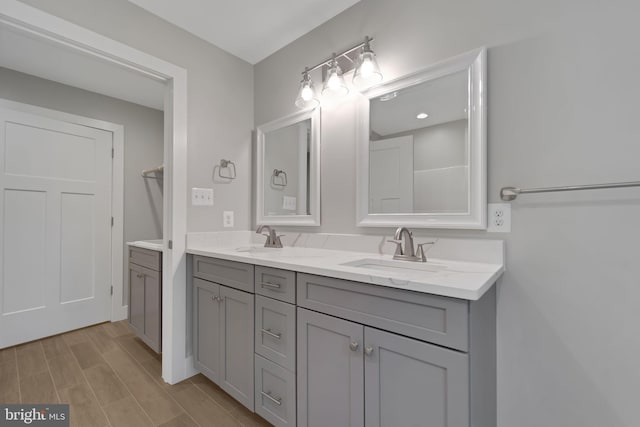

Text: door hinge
xmin=110 ymin=285 xmax=113 ymax=296
xmin=168 ymin=240 xmax=173 ymax=249
xmin=111 ymin=148 xmax=114 ymax=158
xmin=111 ymin=217 xmax=114 ymax=226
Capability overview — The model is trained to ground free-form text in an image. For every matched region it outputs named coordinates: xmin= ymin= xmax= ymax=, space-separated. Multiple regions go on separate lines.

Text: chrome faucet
xmin=256 ymin=225 xmax=283 ymax=248
xmin=387 ymin=227 xmax=434 ymax=262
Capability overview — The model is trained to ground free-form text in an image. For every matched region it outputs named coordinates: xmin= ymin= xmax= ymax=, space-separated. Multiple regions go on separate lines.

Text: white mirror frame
xmin=256 ymin=108 xmax=321 ymax=226
xmin=356 ymin=47 xmax=487 ymax=229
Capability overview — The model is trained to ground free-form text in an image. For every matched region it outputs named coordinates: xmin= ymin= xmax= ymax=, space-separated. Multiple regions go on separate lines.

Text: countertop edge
xmin=186 ymin=247 xmax=502 ymax=301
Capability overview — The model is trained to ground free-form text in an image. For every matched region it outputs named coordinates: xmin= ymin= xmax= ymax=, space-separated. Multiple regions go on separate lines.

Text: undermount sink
xmin=341 ymin=258 xmax=448 ymax=274
xmin=235 ymin=246 xmax=282 ymax=253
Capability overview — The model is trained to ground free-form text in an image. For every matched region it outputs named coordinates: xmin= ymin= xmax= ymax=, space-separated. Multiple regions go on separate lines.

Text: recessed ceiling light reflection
xmin=416 ymin=112 xmax=429 ymax=119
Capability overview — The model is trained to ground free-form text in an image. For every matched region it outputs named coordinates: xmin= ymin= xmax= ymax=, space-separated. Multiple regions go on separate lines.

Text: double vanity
xmin=186 ymin=230 xmax=504 ymax=427
xmin=127 ymin=45 xmax=499 ymax=427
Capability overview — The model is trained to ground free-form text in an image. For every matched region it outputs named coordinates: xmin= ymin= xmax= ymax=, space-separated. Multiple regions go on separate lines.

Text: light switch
xmin=192 ymin=187 xmax=213 ymax=206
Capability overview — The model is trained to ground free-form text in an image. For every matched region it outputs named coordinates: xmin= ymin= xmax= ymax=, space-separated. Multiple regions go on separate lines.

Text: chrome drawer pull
xmin=364 ymin=346 xmax=374 ymax=356
xmin=349 ymin=341 xmax=359 ymax=352
xmin=261 ymin=328 xmax=282 ymax=339
xmin=261 ymin=391 xmax=282 ymax=406
xmin=260 ymin=281 xmax=281 ymax=289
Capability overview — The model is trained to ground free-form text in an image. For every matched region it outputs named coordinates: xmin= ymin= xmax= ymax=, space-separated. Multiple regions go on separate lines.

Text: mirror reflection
xmin=263 ymin=118 xmax=311 ymax=216
xmin=369 ymin=70 xmax=469 ymax=214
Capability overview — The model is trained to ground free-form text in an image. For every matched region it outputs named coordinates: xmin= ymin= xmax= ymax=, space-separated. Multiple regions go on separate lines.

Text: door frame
xmin=0 ymin=0 xmax=190 ymax=384
xmin=0 ymin=98 xmax=125 ymax=321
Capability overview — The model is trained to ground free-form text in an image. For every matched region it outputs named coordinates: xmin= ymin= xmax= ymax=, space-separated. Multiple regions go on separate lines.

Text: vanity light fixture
xmin=295 ymin=67 xmax=320 ymax=109
xmin=294 ymin=36 xmax=382 ymax=109
xmin=416 ymin=112 xmax=429 ymax=119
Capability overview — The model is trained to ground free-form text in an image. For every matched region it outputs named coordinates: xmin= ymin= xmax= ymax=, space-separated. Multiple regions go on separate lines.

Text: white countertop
xmin=186 ymin=232 xmax=504 ymax=300
xmin=127 ymin=239 xmax=164 ymax=252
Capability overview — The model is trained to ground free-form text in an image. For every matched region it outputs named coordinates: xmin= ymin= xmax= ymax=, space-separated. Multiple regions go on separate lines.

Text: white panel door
xmin=369 ymin=136 xmax=414 ymax=213
xmin=0 ymin=107 xmax=112 ymax=348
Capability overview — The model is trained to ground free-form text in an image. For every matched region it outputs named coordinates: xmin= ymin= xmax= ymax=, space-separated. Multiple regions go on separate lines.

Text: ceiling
xmin=0 ymin=25 xmax=165 ymax=110
xmin=127 ymin=0 xmax=361 ymax=64
xmin=370 ymin=71 xmax=469 ymax=137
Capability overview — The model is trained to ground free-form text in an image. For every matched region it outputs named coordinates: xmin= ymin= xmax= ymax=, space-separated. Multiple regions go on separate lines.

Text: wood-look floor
xmin=0 ymin=321 xmax=272 ymax=427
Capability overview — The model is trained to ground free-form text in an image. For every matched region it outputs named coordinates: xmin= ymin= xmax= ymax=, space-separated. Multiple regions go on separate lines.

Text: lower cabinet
xmin=193 ymin=277 xmax=255 ymax=411
xmin=128 ymin=253 xmax=161 ymax=353
xmin=255 ymin=354 xmax=296 ymax=426
xmin=297 ymin=308 xmax=469 ymax=427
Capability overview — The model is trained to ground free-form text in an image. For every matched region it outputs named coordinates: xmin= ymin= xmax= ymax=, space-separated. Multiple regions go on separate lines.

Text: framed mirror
xmin=356 ymin=48 xmax=486 ymax=229
xmin=256 ymin=108 xmax=320 ymax=226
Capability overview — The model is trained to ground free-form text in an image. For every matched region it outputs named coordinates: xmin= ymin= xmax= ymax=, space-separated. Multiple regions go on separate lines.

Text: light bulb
xmin=327 ymin=71 xmax=341 ymax=90
xmin=322 ymin=59 xmax=348 ymax=98
xmin=359 ymin=57 xmax=375 ymax=79
xmin=295 ymin=70 xmax=319 ymax=109
xmin=301 ymin=85 xmax=313 ymax=101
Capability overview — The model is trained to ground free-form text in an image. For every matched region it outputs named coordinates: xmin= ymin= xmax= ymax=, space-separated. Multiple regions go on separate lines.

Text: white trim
xmin=256 ymin=108 xmax=321 ymax=226
xmin=0 ymin=0 xmax=189 ymax=384
xmin=0 ymin=98 xmax=127 ymax=320
xmin=355 ymin=48 xmax=487 ymax=229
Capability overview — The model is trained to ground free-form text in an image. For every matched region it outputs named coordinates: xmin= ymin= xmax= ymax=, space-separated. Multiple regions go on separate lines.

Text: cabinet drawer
xmin=255 ymin=354 xmax=296 ymax=427
xmin=193 ymin=256 xmax=254 ymax=293
xmin=297 ymin=273 xmax=469 ymax=351
xmin=255 ymin=295 xmax=296 ymax=372
xmin=255 ymin=266 xmax=295 ymax=304
xmin=129 ymin=246 xmax=161 ymax=271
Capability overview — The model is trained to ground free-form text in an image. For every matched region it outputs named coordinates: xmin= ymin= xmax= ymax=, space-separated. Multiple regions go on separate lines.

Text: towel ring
xmin=219 ymin=159 xmax=237 ymax=180
xmin=271 ymin=169 xmax=287 ymax=187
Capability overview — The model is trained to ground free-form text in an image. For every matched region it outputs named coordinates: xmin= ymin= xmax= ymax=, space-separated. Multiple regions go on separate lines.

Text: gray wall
xmin=0 ymin=66 xmax=163 ymax=304
xmin=255 ymin=0 xmax=640 ymax=426
xmin=18 ymin=0 xmax=254 ymax=232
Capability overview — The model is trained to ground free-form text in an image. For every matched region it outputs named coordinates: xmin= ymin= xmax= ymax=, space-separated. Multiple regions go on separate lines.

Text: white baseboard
xmin=111 ymin=305 xmax=128 ymax=322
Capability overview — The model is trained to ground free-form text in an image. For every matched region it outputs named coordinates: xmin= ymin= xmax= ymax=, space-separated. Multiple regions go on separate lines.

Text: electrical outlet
xmin=223 ymin=211 xmax=234 ymax=228
xmin=192 ymin=188 xmax=213 ymax=206
xmin=487 ymin=203 xmax=511 ymax=232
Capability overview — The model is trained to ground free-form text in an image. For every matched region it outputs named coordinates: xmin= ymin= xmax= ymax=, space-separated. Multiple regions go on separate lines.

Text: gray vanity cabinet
xmin=192 ymin=257 xmax=255 ymax=411
xmin=193 ymin=278 xmax=221 ymax=382
xmin=128 ymin=247 xmax=162 ymax=353
xmin=297 ymin=308 xmax=364 ymax=427
xmin=219 ymin=285 xmax=255 ymax=409
xmin=364 ymin=327 xmax=469 ymax=427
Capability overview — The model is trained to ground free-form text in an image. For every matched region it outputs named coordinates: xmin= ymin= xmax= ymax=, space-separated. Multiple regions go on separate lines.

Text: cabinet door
xmin=193 ymin=278 xmax=221 ymax=382
xmin=364 ymin=327 xmax=469 ymax=427
xmin=128 ymin=264 xmax=145 ymax=335
xmin=219 ymin=285 xmax=255 ymax=411
xmin=297 ymin=308 xmax=364 ymax=427
xmin=142 ymin=268 xmax=161 ymax=352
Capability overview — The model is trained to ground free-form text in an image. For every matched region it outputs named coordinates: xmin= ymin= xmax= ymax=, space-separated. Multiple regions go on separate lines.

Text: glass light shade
xmin=295 ymin=74 xmax=319 ymax=109
xmin=322 ymin=63 xmax=349 ymax=97
xmin=353 ymin=50 xmax=383 ymax=87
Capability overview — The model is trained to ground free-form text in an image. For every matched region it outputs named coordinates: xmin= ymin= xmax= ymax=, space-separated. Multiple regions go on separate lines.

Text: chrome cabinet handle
xmin=261 ymin=391 xmax=282 ymax=406
xmin=136 ymin=273 xmax=144 ymax=279
xmin=211 ymin=295 xmax=218 ymax=302
xmin=261 ymin=328 xmax=282 ymax=339
xmin=349 ymin=341 xmax=359 ymax=351
xmin=364 ymin=346 xmax=374 ymax=356
xmin=259 ymin=281 xmax=281 ymax=289
xmin=211 ymin=295 xmax=224 ymax=302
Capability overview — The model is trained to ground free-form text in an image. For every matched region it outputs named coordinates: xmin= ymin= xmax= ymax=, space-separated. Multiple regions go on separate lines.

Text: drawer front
xmin=255 ymin=354 xmax=296 ymax=427
xmin=255 ymin=266 xmax=295 ymax=304
xmin=129 ymin=246 xmax=161 ymax=271
xmin=193 ymin=256 xmax=254 ymax=293
xmin=297 ymin=273 xmax=469 ymax=351
xmin=255 ymin=295 xmax=296 ymax=372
